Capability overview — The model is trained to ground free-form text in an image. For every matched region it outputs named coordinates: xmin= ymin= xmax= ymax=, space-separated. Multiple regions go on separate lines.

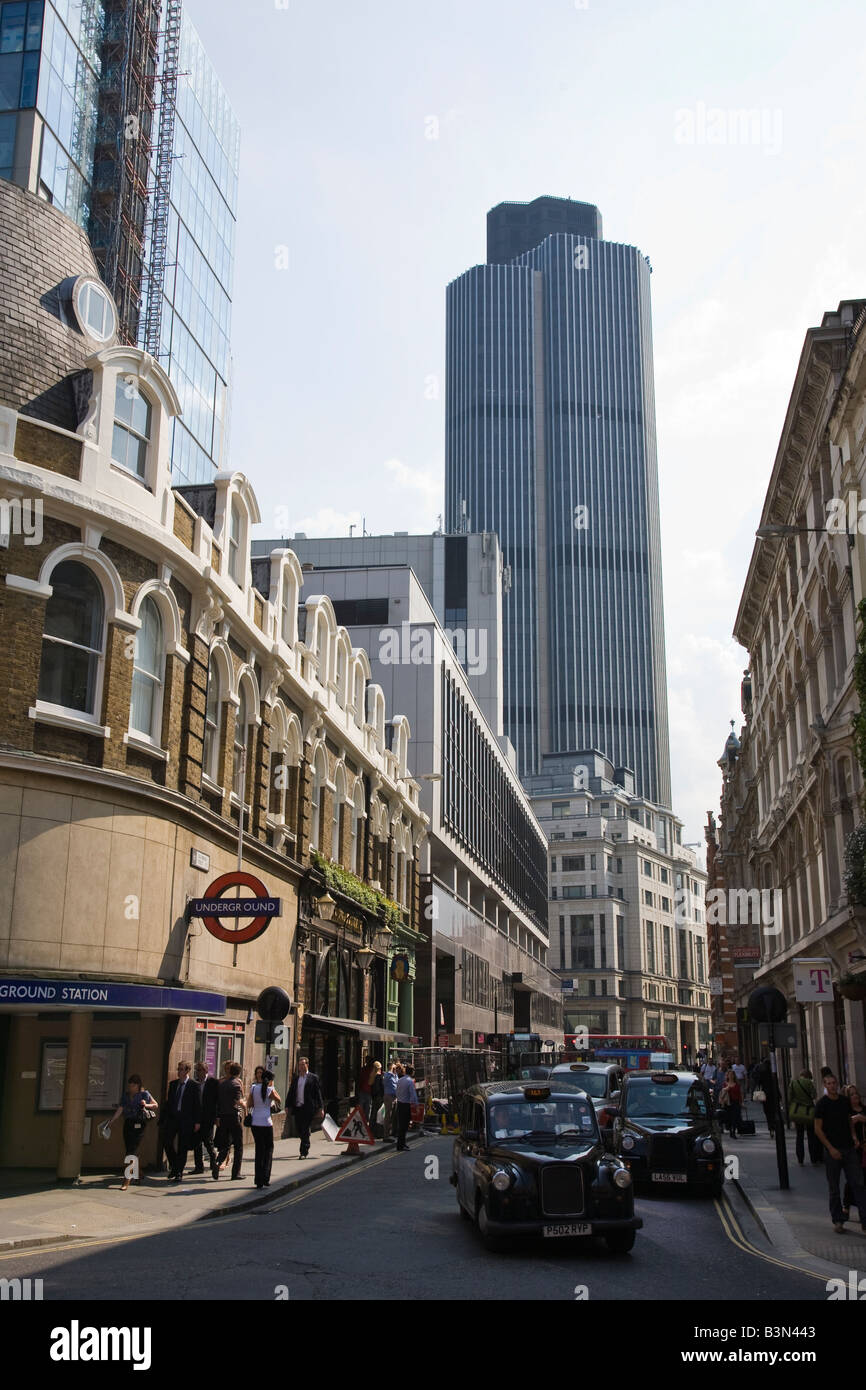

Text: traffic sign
xmin=334 ymin=1106 xmax=375 ymax=1148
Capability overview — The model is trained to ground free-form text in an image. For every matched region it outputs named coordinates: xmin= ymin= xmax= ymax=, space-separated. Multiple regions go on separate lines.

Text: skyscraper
xmin=446 ymin=195 xmax=671 ymax=806
xmin=0 ymin=0 xmax=238 ymax=485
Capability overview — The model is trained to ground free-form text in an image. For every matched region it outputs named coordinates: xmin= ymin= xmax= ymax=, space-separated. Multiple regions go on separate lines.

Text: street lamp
xmin=317 ymin=890 xmax=337 ymax=922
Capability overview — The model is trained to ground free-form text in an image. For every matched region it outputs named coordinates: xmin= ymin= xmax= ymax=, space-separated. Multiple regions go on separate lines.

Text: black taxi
xmin=612 ymin=1070 xmax=724 ymax=1196
xmin=451 ymin=1081 xmax=642 ymax=1252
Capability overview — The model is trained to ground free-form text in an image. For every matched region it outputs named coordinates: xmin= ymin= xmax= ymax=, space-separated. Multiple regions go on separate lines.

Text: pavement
xmin=727 ymin=1120 xmax=866 ymax=1279
xmin=0 ymin=1130 xmax=406 ymax=1252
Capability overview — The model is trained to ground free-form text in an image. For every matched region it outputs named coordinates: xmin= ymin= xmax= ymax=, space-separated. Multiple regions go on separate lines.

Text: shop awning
xmin=302 ymin=1013 xmax=413 ymax=1044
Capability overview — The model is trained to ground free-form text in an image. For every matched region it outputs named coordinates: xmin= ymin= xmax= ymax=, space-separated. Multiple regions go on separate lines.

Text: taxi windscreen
xmin=550 ymin=1070 xmax=610 ymax=1098
xmin=624 ymin=1079 xmax=710 ymax=1120
xmin=487 ymin=1096 xmax=599 ymax=1142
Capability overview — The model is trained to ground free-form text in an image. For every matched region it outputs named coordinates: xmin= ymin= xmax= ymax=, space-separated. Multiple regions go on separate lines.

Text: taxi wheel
xmin=605 ymin=1229 xmax=636 ymax=1254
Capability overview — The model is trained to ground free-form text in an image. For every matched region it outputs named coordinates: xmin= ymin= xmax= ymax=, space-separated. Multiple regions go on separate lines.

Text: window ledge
xmin=201 ymin=773 xmax=224 ymax=797
xmin=29 ymin=703 xmax=110 ymax=738
xmin=123 ymin=731 xmax=169 ymax=762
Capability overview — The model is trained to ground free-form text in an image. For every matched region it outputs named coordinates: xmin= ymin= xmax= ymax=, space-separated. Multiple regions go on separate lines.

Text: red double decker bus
xmin=562 ymin=1033 xmax=673 ymax=1071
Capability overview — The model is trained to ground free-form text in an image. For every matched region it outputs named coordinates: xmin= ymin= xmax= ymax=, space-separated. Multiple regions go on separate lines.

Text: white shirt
xmin=251 ymin=1083 xmax=274 ymax=1126
xmin=296 ymin=1073 xmax=307 ymax=1106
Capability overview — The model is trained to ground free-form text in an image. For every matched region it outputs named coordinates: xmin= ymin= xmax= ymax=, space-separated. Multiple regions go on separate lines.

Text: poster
xmin=38 ymin=1042 xmax=127 ymax=1112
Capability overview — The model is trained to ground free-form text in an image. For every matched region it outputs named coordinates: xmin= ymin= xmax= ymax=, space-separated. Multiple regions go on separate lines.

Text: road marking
xmin=713 ymin=1193 xmax=829 ymax=1284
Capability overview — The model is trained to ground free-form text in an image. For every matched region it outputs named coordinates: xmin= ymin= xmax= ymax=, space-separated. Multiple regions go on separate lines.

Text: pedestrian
xmin=370 ymin=1061 xmax=384 ymax=1136
xmin=842 ymin=1085 xmax=866 ymax=1219
xmin=820 ymin=1066 xmax=835 ymax=1096
xmin=395 ymin=1063 xmax=418 ymax=1151
xmin=192 ymin=1061 xmax=219 ymax=1174
xmin=286 ymin=1055 xmax=325 ymax=1159
xmin=720 ymin=1069 xmax=742 ymax=1138
xmin=213 ymin=1061 xmax=246 ymax=1180
xmin=751 ymin=1056 xmax=778 ymax=1138
xmin=162 ymin=1060 xmax=202 ymax=1182
xmin=787 ymin=1068 xmax=821 ymax=1165
xmin=383 ymin=1060 xmax=398 ymax=1140
xmin=104 ymin=1073 xmax=158 ymax=1190
xmin=247 ymin=1068 xmax=281 ymax=1188
xmin=700 ymin=1058 xmax=717 ymax=1086
xmin=732 ymin=1057 xmax=748 ymax=1095
xmin=813 ymin=1073 xmax=866 ymax=1234
xmin=357 ymin=1055 xmax=375 ymax=1121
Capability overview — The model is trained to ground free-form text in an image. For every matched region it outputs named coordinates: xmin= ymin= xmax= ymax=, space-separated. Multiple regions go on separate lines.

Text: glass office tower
xmin=0 ymin=0 xmax=238 ymax=486
xmin=446 ymin=196 xmax=672 ymax=807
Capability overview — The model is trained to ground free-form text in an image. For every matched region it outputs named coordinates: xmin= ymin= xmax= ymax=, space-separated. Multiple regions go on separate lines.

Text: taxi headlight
xmin=621 ymin=1134 xmax=636 ymax=1151
xmin=613 ymin=1168 xmax=632 ymax=1189
xmin=492 ymin=1170 xmax=512 ymax=1192
xmin=700 ymin=1138 xmax=716 ymax=1156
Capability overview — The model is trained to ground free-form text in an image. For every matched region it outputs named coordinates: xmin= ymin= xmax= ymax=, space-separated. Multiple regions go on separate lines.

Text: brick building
xmin=0 ymin=184 xmax=426 ymax=1174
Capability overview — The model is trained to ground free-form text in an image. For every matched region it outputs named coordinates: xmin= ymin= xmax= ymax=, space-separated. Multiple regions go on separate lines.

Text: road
xmin=0 ymin=1135 xmax=827 ymax=1302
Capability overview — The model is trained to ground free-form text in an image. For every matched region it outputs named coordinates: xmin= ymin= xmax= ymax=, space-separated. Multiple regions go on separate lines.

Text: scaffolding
xmin=89 ymin=0 xmax=162 ymax=346
xmin=141 ymin=0 xmax=181 ymax=358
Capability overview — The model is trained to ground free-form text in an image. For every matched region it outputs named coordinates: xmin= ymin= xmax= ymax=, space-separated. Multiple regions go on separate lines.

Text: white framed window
xmin=234 ymin=684 xmax=251 ymax=804
xmin=228 ymin=500 xmax=242 ymax=584
xmin=37 ymin=560 xmax=105 ymax=716
xmin=203 ymin=657 xmax=221 ymax=781
xmin=71 ymin=277 xmax=117 ymax=344
xmin=280 ymin=577 xmax=293 ymax=645
xmin=130 ymin=596 xmax=164 ymax=740
xmin=112 ymin=377 xmax=152 ymax=481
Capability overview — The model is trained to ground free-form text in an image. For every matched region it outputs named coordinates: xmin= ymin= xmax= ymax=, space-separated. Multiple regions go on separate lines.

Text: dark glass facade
xmin=446 ymin=198 xmax=672 ymax=807
xmin=441 ymin=667 xmax=548 ymax=932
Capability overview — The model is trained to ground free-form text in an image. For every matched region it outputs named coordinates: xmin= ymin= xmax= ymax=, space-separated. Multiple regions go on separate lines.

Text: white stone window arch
xmin=32 ymin=543 xmax=131 ymax=734
xmin=126 ymin=580 xmax=189 ymax=751
xmin=367 ymin=685 xmax=386 ymax=751
xmin=268 ymin=700 xmax=288 ymax=820
xmin=202 ymin=638 xmax=233 ymax=786
xmin=352 ymin=652 xmax=369 ymax=729
xmin=391 ymin=715 xmax=410 ymax=779
xmin=214 ymin=473 xmax=261 ymax=593
xmin=335 ymin=631 xmax=352 ymax=708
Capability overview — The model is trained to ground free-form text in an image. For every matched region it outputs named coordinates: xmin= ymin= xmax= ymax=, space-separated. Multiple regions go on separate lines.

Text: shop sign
xmin=390 ymin=954 xmax=411 ymax=981
xmin=793 ymin=958 xmax=833 ymax=1002
xmin=732 ymin=946 xmax=760 ymax=966
xmin=189 ymin=871 xmax=281 ymax=944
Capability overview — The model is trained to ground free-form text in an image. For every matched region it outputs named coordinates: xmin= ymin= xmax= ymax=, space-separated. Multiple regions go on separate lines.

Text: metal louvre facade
xmin=441 ymin=667 xmax=548 ymax=934
xmin=445 ymin=207 xmax=671 ymax=807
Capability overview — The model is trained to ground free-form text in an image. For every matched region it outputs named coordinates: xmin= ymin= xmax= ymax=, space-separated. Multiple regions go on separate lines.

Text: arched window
xmin=130 ymin=597 xmax=164 ymax=739
xmin=203 ymin=657 xmax=221 ymax=781
xmin=280 ymin=575 xmax=293 ymax=646
xmin=112 ymin=378 xmax=152 ymax=481
xmin=234 ymin=684 xmax=251 ymax=803
xmin=350 ymin=783 xmax=365 ymax=875
xmin=38 ymin=561 xmax=105 ymax=715
xmin=311 ymin=747 xmax=328 ymax=853
xmin=228 ymin=499 xmax=242 ymax=584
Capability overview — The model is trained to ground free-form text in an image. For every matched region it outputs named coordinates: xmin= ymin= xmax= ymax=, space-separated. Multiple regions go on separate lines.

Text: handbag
xmin=243 ymin=1113 xmax=253 ymax=1128
xmin=752 ymin=1088 xmax=766 ymax=1103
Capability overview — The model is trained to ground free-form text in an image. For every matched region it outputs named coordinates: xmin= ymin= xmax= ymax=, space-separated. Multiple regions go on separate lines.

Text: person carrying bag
xmin=788 ymin=1068 xmax=821 ymax=1164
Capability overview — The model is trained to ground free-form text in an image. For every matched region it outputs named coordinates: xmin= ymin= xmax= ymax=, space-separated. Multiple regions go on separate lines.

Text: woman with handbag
xmin=752 ymin=1057 xmax=777 ymax=1138
xmin=788 ymin=1068 xmax=821 ymax=1165
xmin=105 ymin=1074 xmax=158 ymax=1190
xmin=720 ymin=1070 xmax=743 ymax=1138
xmin=246 ymin=1068 xmax=281 ymax=1189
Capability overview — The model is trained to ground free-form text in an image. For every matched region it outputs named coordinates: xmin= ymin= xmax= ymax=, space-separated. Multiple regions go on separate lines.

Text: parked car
xmin=450 ymin=1081 xmax=642 ymax=1252
xmin=612 ymin=1070 xmax=725 ymax=1196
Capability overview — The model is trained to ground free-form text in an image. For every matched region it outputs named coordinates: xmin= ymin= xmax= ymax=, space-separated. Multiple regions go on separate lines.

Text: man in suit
xmin=192 ymin=1061 xmax=219 ymax=1173
xmin=286 ymin=1056 xmax=324 ymax=1159
xmin=162 ymin=1060 xmax=202 ymax=1181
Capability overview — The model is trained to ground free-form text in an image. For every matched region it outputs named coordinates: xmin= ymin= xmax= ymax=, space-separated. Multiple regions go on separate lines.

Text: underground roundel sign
xmin=190 ymin=871 xmax=281 ymax=945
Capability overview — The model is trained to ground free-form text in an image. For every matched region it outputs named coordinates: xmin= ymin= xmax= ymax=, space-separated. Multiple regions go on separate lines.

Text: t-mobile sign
xmin=793 ymin=958 xmax=833 ymax=1002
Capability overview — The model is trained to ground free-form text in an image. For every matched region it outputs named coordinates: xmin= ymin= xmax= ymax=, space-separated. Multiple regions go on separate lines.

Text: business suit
xmin=287 ymin=1070 xmax=324 ymax=1157
xmin=193 ymin=1075 xmax=219 ymax=1172
xmin=162 ymin=1075 xmax=202 ymax=1180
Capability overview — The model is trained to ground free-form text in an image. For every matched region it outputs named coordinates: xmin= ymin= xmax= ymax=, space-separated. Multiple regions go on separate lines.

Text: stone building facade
xmin=0 ymin=187 xmax=426 ymax=1173
xmin=719 ymin=299 xmax=866 ymax=1088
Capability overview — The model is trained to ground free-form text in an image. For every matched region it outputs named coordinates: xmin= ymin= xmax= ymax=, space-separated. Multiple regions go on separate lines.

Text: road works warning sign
xmin=334 ymin=1106 xmax=375 ymax=1146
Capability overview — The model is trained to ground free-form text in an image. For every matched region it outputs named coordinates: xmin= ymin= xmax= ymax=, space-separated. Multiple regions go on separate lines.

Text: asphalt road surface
xmin=0 ymin=1135 xmax=827 ymax=1302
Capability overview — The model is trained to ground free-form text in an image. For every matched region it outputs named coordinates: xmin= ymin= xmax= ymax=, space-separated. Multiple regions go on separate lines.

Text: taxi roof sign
xmin=569 ymin=1063 xmax=590 ymax=1071
xmin=650 ymin=1072 xmax=677 ymax=1083
xmin=524 ymin=1086 xmax=551 ymax=1100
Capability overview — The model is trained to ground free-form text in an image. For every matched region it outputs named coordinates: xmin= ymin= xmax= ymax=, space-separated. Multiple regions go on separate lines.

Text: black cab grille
xmin=540 ymin=1165 xmax=585 ymax=1216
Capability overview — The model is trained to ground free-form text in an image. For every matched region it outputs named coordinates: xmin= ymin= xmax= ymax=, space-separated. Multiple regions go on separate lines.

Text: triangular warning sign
xmin=334 ymin=1105 xmax=376 ymax=1146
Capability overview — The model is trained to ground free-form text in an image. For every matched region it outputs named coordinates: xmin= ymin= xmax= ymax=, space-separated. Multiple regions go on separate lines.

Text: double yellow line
xmin=713 ymin=1193 xmax=829 ymax=1284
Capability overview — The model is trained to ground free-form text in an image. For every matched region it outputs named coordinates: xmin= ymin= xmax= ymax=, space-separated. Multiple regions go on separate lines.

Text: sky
xmin=185 ymin=0 xmax=866 ymax=851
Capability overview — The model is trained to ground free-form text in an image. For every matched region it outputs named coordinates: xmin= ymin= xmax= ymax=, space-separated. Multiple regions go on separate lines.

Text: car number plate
xmin=542 ymin=1222 xmax=591 ymax=1237
xmin=651 ymin=1172 xmax=687 ymax=1183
